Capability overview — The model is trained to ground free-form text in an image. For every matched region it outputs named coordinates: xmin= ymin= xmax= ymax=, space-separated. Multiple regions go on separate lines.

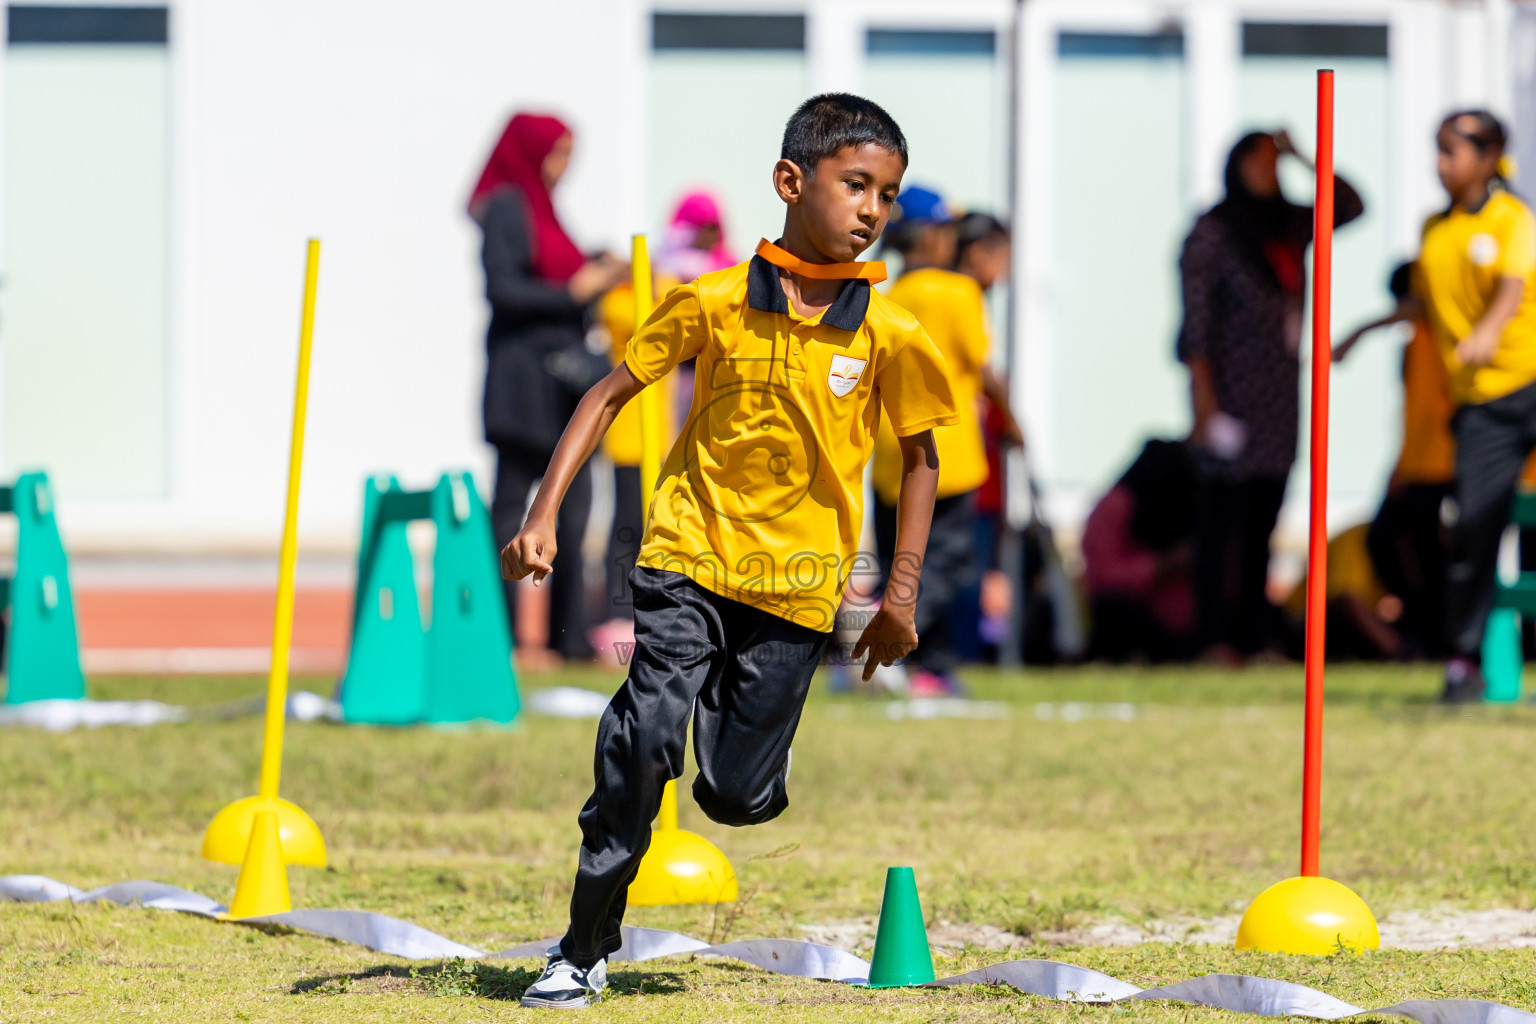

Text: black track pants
xmin=559 ymin=567 xmax=830 ymax=967
xmin=1446 ymin=381 xmax=1536 ymax=660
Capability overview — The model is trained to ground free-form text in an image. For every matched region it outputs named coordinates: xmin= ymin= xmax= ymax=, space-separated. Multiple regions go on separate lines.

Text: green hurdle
xmin=0 ymin=471 xmax=86 ymax=705
xmin=1482 ymin=490 xmax=1536 ymax=702
xmin=338 ymin=471 xmax=518 ymax=725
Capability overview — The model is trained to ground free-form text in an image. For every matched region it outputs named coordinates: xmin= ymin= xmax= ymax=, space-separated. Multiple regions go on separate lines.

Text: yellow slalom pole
xmin=630 ymin=235 xmax=678 ymax=832
xmin=201 ymin=240 xmax=327 ymax=869
xmin=633 ymin=235 xmax=664 ymax=501
xmin=258 ymin=239 xmax=319 ymax=801
xmin=626 ymin=235 xmax=733 ymax=905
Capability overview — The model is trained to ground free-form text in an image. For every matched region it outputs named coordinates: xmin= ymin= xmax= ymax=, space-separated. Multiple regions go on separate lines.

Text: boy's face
xmin=775 ymin=143 xmax=906 ymax=262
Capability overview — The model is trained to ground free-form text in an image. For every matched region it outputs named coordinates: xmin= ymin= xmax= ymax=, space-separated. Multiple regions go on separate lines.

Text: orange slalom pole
xmin=1300 ymin=69 xmax=1334 ymax=879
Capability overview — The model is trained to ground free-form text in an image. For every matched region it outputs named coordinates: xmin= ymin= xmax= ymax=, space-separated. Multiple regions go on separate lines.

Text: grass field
xmin=5 ymin=663 xmax=1536 ymax=1021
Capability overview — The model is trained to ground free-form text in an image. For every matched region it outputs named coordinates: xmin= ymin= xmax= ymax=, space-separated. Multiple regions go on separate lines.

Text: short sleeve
xmin=624 ymin=281 xmax=708 ymax=385
xmin=876 ymin=325 xmax=960 ymax=437
xmin=1497 ymin=202 xmax=1536 ymax=280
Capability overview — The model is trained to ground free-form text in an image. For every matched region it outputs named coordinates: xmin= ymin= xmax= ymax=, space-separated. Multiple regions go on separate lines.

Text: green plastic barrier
xmin=1 ymin=471 xmax=86 ymax=704
xmin=1483 ymin=491 xmax=1536 ymax=703
xmin=338 ymin=471 xmax=518 ymax=725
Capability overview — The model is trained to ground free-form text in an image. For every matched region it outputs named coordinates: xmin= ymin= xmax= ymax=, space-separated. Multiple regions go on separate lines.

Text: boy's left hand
xmin=852 ymin=603 xmax=919 ymax=682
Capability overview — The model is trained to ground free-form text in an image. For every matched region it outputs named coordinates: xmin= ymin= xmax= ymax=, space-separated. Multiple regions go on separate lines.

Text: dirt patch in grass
xmin=805 ymin=909 xmax=1536 ymax=953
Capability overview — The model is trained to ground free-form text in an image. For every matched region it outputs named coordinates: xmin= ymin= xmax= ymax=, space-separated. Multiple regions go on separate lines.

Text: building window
xmin=651 ymin=13 xmax=804 ymax=51
xmin=7 ymin=5 xmax=168 ymax=45
xmin=1057 ymin=31 xmax=1184 ymax=58
xmin=1241 ymin=23 xmax=1388 ymax=58
xmin=866 ymin=30 xmax=995 ymax=56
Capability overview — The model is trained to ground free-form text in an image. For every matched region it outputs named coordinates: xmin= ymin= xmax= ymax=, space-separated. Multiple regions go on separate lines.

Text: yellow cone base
xmin=627 ymin=828 xmax=738 ymax=906
xmin=1237 ymin=876 xmax=1380 ymax=954
xmin=227 ymin=810 xmax=292 ymax=919
xmin=203 ymin=794 xmax=326 ymax=867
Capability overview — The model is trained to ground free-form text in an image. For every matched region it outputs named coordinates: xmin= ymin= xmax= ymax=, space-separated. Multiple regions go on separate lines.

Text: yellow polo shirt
xmin=871 ymin=268 xmax=992 ymax=504
xmin=624 ymin=254 xmax=959 ymax=632
xmin=1416 ymin=190 xmax=1536 ymax=404
xmin=597 ymin=281 xmax=676 ymax=467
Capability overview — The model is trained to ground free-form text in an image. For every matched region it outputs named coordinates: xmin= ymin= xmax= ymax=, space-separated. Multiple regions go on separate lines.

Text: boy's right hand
xmin=501 ymin=520 xmax=556 ymax=585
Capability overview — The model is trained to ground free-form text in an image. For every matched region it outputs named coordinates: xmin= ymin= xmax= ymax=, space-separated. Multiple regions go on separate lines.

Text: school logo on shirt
xmin=1469 ymin=232 xmax=1500 ymax=268
xmin=827 ymin=354 xmax=866 ymax=397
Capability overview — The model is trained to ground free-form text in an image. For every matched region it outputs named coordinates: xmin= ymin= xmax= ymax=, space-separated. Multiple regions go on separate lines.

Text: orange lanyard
xmin=754 ymin=239 xmax=887 ymax=284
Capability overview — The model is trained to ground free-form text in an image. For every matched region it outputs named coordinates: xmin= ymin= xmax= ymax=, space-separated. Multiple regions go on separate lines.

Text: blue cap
xmin=894 ymin=185 xmax=950 ymax=224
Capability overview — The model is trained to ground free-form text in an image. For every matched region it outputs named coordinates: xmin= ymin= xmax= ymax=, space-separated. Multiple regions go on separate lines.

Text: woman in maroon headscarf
xmin=471 ymin=112 xmax=626 ymax=665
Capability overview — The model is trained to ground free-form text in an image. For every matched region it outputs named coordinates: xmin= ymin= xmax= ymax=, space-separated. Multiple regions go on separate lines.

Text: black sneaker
xmin=1441 ymin=659 xmax=1487 ymax=705
xmin=520 ymin=950 xmax=607 ymax=1009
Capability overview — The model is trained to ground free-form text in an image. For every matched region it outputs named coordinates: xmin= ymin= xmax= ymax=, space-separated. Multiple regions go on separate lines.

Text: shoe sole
xmin=520 ymin=992 xmax=599 ymax=1009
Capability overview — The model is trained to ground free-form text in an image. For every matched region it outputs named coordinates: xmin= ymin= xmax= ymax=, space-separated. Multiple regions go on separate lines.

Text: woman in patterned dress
xmin=1178 ymin=130 xmax=1364 ymax=662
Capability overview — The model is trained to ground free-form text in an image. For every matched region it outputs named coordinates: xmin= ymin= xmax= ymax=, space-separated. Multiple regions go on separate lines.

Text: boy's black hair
xmin=1388 ymin=261 xmax=1413 ymax=301
xmin=781 ymin=93 xmax=908 ymax=176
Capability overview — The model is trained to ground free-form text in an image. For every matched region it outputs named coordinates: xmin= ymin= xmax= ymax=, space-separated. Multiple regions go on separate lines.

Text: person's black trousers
xmin=1089 ymin=595 xmax=1197 ymax=664
xmin=1193 ymin=475 xmax=1287 ymax=655
xmin=604 ymin=465 xmax=642 ymax=621
xmin=872 ymin=490 xmax=978 ymax=675
xmin=490 ymin=443 xmax=592 ymax=659
xmin=1446 ymin=381 xmax=1536 ymax=660
xmin=1366 ymin=482 xmax=1450 ymax=658
xmin=560 ymin=567 xmax=830 ymax=968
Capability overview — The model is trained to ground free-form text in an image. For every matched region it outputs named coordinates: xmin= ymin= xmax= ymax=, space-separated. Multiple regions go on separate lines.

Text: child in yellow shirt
xmin=871 ymin=199 xmax=1020 ymax=693
xmin=502 ymin=94 xmax=957 ymax=1008
xmin=1413 ymin=110 xmax=1536 ymax=701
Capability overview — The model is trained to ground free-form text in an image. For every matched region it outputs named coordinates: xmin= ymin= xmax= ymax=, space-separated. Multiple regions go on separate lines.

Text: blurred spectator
xmin=1334 ymin=262 xmax=1452 ymax=657
xmin=1281 ymin=524 xmax=1406 ymax=660
xmin=590 ymin=272 xmax=677 ymax=662
xmin=872 ymin=185 xmax=974 ymax=694
xmin=1177 ymin=129 xmax=1364 ymax=664
xmin=654 ymin=190 xmax=737 ymax=283
xmin=1411 ymin=110 xmax=1536 ymax=702
xmin=949 ymin=212 xmax=1023 ymax=662
xmin=879 ymin=184 xmax=956 ymax=274
xmin=652 ymin=191 xmax=738 ymax=432
xmin=590 ymin=191 xmax=735 ymax=664
xmin=872 ymin=202 xmax=1027 ymax=689
xmin=471 ymin=112 xmax=627 ymax=667
xmin=1082 ymin=439 xmax=1198 ymax=663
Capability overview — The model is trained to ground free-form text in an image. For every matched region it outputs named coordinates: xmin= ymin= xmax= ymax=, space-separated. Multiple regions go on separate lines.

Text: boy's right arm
xmin=501 ymin=364 xmax=647 ymax=584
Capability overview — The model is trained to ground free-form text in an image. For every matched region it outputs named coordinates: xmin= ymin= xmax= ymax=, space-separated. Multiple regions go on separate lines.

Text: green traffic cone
xmin=867 ymin=866 xmax=935 ymax=988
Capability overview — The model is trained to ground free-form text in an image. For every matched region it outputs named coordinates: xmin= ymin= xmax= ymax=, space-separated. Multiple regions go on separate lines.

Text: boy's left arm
xmin=854 ymin=430 xmax=940 ymax=681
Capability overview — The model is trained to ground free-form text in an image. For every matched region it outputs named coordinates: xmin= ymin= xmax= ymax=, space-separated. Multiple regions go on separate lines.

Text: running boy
xmin=502 ymin=94 xmax=957 ymax=1008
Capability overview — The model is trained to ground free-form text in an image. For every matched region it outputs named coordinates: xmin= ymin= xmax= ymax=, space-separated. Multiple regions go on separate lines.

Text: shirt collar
xmin=746 ymin=254 xmax=872 ymax=333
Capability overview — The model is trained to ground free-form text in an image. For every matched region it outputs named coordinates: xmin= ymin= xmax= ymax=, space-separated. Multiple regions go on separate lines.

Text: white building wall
xmin=12 ymin=0 xmax=646 ymax=550
xmin=0 ymin=0 xmax=1526 ymax=552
